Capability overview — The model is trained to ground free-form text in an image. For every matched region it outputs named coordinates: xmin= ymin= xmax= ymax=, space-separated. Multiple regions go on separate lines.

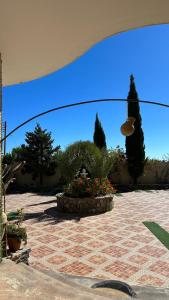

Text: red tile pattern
xmin=36 ymin=234 xmax=58 ymax=244
xmin=139 ymin=245 xmax=167 ymax=258
xmin=132 ymin=234 xmax=154 ymax=244
xmin=102 ymin=246 xmax=128 ymax=257
xmin=87 ymin=241 xmax=105 ymax=248
xmin=31 ymin=246 xmax=55 ymax=258
xmin=47 ymin=255 xmax=67 ymax=264
xmin=69 ymin=234 xmax=90 ymax=243
xmin=52 ymin=241 xmax=70 ymax=248
xmin=149 ymin=261 xmax=169 ymax=277
xmin=105 ymin=261 xmax=139 ymax=280
xmin=88 ymin=255 xmax=107 ymax=265
xmin=138 ymin=275 xmax=164 ymax=287
xmin=128 ymin=255 xmax=148 ymax=265
xmin=64 ymin=246 xmax=91 ymax=258
xmin=101 ymin=234 xmax=121 ymax=243
xmin=122 ymin=240 xmax=139 ymax=248
xmin=6 ymin=191 xmax=169 ymax=288
xmin=59 ymin=262 xmax=94 ymax=276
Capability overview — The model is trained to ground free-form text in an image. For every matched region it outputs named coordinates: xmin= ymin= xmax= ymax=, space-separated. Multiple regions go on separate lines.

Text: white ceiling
xmin=1 ymin=0 xmax=169 ymax=86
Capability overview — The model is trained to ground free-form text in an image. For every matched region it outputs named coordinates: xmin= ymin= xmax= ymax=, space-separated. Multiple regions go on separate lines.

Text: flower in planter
xmin=64 ymin=177 xmax=116 ymax=198
xmin=64 ymin=177 xmax=90 ymax=198
xmin=91 ymin=178 xmax=116 ymax=196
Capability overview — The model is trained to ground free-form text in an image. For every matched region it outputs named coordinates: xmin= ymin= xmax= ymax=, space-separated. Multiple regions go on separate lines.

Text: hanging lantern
xmin=120 ymin=117 xmax=135 ymax=136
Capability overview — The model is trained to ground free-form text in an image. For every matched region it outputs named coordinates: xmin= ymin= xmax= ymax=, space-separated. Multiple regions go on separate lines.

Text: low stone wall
xmin=56 ymin=193 xmax=114 ymax=215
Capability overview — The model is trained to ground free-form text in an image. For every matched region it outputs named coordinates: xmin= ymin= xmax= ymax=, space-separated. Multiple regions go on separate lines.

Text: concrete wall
xmin=110 ymin=160 xmax=169 ymax=185
xmin=15 ymin=161 xmax=169 ymax=189
xmin=15 ymin=169 xmax=61 ymax=190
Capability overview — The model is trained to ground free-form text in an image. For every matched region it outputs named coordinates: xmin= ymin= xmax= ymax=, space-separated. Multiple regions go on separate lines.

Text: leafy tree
xmin=59 ymin=141 xmax=101 ymax=183
xmin=125 ymin=75 xmax=145 ymax=184
xmin=20 ymin=124 xmax=60 ymax=185
xmin=3 ymin=147 xmax=25 ymax=165
xmin=93 ymin=113 xmax=107 ymax=150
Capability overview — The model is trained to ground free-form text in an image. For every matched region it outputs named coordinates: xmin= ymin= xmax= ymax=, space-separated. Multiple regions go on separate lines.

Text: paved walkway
xmin=6 ymin=190 xmax=169 ymax=288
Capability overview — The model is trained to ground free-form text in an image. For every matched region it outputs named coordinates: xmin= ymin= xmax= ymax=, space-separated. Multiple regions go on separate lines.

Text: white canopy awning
xmin=1 ymin=0 xmax=169 ymax=86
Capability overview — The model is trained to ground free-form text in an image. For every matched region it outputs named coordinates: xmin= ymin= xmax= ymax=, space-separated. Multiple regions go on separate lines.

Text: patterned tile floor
xmin=6 ymin=190 xmax=169 ymax=287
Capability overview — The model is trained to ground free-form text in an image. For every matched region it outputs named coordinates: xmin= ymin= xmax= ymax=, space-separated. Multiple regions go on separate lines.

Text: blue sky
xmin=3 ymin=24 xmax=169 ymax=159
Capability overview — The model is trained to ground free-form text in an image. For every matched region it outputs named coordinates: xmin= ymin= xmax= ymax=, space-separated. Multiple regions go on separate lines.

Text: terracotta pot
xmin=120 ymin=117 xmax=135 ymax=136
xmin=7 ymin=236 xmax=21 ymax=252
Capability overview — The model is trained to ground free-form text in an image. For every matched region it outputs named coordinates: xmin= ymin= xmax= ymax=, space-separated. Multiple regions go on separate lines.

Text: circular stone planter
xmin=56 ymin=193 xmax=114 ymax=215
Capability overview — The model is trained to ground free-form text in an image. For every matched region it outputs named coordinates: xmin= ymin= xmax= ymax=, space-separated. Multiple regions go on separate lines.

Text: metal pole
xmin=0 ymin=98 xmax=169 ymax=144
xmin=3 ymin=121 xmax=7 ymax=257
xmin=3 ymin=121 xmax=6 ymax=156
xmin=3 ymin=121 xmax=6 ymax=212
xmin=0 ymin=53 xmax=2 ymax=262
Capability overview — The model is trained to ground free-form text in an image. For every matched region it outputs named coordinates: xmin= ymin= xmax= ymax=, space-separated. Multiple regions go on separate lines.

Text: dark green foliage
xmin=3 ymin=147 xmax=26 ymax=165
xmin=7 ymin=224 xmax=27 ymax=243
xmin=108 ymin=146 xmax=126 ymax=174
xmin=11 ymin=147 xmax=24 ymax=162
xmin=20 ymin=124 xmax=60 ymax=185
xmin=2 ymin=153 xmax=13 ymax=165
xmin=7 ymin=211 xmax=19 ymax=221
xmin=86 ymin=149 xmax=115 ymax=180
xmin=59 ymin=141 xmax=101 ymax=183
xmin=125 ymin=75 xmax=145 ymax=184
xmin=93 ymin=113 xmax=107 ymax=150
xmin=59 ymin=141 xmax=116 ymax=184
xmin=143 ymin=221 xmax=169 ymax=250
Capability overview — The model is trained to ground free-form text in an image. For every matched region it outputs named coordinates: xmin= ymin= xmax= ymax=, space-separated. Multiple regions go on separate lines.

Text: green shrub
xmin=59 ymin=141 xmax=101 ymax=182
xmin=85 ymin=149 xmax=115 ymax=179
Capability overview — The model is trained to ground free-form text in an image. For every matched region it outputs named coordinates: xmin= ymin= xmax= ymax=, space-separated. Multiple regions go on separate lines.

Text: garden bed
xmin=56 ymin=193 xmax=114 ymax=215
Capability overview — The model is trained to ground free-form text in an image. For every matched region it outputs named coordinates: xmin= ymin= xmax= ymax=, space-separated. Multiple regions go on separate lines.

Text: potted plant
xmin=7 ymin=208 xmax=27 ymax=252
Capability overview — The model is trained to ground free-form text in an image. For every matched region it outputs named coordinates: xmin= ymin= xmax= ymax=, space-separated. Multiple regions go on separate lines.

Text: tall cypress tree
xmin=93 ymin=113 xmax=107 ymax=150
xmin=125 ymin=75 xmax=145 ymax=184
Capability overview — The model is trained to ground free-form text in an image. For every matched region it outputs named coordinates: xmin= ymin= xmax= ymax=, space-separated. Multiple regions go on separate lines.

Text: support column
xmin=0 ymin=53 xmax=2 ymax=262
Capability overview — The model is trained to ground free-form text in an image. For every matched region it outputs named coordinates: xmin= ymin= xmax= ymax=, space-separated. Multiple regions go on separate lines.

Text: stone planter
xmin=56 ymin=193 xmax=114 ymax=215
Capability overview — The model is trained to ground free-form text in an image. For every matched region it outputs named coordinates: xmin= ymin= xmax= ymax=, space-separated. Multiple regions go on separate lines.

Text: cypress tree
xmin=93 ymin=113 xmax=107 ymax=150
xmin=125 ymin=75 xmax=145 ymax=184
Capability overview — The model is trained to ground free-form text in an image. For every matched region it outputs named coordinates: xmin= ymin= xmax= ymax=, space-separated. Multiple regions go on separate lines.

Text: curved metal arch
xmin=1 ymin=98 xmax=169 ymax=143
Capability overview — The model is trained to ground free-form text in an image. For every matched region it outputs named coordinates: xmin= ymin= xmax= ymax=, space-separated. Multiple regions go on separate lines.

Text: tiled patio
xmin=6 ymin=190 xmax=169 ymax=287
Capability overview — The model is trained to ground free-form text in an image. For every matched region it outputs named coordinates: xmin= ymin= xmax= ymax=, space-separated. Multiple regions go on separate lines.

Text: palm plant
xmin=85 ymin=149 xmax=115 ymax=179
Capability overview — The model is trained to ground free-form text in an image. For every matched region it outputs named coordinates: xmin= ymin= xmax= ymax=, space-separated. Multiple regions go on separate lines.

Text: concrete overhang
xmin=1 ymin=0 xmax=169 ymax=86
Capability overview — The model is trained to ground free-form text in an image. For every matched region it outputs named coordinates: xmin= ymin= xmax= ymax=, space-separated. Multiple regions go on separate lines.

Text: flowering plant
xmin=91 ymin=178 xmax=116 ymax=196
xmin=64 ymin=177 xmax=116 ymax=198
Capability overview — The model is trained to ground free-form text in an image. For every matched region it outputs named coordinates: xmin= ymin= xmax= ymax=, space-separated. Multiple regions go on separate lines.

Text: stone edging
xmin=56 ymin=193 xmax=114 ymax=215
